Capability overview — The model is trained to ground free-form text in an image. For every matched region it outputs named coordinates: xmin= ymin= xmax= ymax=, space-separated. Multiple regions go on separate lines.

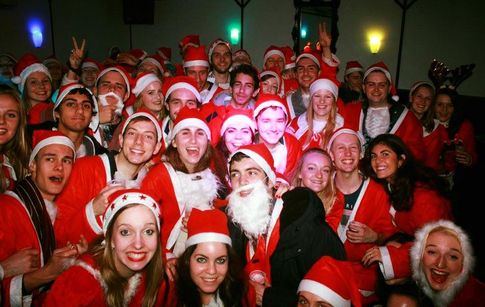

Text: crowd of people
xmin=0 ymin=21 xmax=483 ymax=306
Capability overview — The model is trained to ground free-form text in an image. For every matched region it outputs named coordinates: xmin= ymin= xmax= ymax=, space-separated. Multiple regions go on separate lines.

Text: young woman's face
xmin=370 ymin=143 xmax=403 ymax=182
xmin=299 ymin=152 xmax=332 ymax=193
xmin=410 ymin=86 xmax=433 ymax=117
xmin=434 ymin=94 xmax=454 ymax=123
xmin=111 ymin=205 xmax=158 ymax=278
xmin=422 ymin=230 xmax=464 ymax=291
xmin=311 ymin=89 xmax=334 ymax=120
xmin=223 ymin=124 xmax=253 ymax=153
xmin=140 ymin=81 xmax=163 ymax=114
xmin=172 ymin=126 xmax=209 ymax=173
xmin=190 ymin=242 xmax=229 ymax=303
xmin=0 ymin=94 xmax=20 ymax=145
xmin=261 ymin=77 xmax=279 ymax=95
xmin=25 ymin=71 xmax=52 ymax=103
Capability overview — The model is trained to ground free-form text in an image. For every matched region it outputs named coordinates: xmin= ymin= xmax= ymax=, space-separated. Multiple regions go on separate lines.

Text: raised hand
xmin=318 ymin=22 xmax=332 ymax=50
xmin=68 ymin=37 xmax=86 ymax=73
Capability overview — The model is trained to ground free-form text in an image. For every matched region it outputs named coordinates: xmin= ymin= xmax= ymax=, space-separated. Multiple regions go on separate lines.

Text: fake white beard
xmin=415 ymin=266 xmax=470 ymax=307
xmin=98 ymin=92 xmax=124 ymax=116
xmin=226 ymin=180 xmax=272 ymax=241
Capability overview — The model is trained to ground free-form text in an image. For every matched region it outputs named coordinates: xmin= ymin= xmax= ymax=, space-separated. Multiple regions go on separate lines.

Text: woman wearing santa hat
xmin=0 ymin=85 xmax=30 ymax=192
xmin=411 ymin=220 xmax=485 ymax=306
xmin=175 ymin=208 xmax=245 ymax=307
xmin=129 ymin=73 xmax=165 ymax=121
xmin=44 ymin=189 xmax=171 ymax=306
xmin=11 ymin=53 xmax=54 ymax=125
xmin=141 ymin=106 xmax=223 ymax=273
xmin=288 ymin=78 xmax=345 ymax=151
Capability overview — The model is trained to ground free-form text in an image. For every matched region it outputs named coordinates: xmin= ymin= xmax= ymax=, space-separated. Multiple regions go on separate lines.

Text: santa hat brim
xmin=29 ymin=136 xmax=76 ymax=164
xmin=298 ymin=280 xmax=351 ymax=307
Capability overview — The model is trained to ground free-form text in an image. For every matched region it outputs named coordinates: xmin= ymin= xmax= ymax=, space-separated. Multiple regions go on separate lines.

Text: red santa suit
xmin=258 ymin=133 xmax=302 ymax=180
xmin=55 ymin=153 xmax=147 ymax=246
xmin=341 ymin=101 xmax=426 ymax=161
xmin=43 ymin=254 xmax=169 ymax=306
xmin=0 ymin=189 xmax=54 ymax=306
xmin=141 ymin=162 xmax=219 ymax=258
xmin=442 ymin=119 xmax=478 ymax=172
xmin=326 ymin=191 xmax=345 ymax=233
xmin=336 ymin=178 xmax=397 ymax=295
xmin=423 ymin=120 xmax=447 ymax=171
xmin=378 ymin=185 xmax=453 ymax=282
xmin=1 ymin=154 xmax=16 ymax=191
xmin=28 ymin=101 xmax=54 ymax=125
xmin=449 ymin=275 xmax=485 ymax=307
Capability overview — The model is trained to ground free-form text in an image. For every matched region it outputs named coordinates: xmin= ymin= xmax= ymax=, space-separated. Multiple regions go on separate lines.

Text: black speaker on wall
xmin=123 ymin=0 xmax=154 ymax=24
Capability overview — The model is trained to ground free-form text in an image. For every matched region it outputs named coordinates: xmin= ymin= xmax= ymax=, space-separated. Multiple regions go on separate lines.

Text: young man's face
xmin=329 ymin=133 xmax=361 ymax=174
xmin=56 ymin=92 xmax=93 ymax=133
xmin=230 ymin=73 xmax=256 ymax=108
xmin=97 ymin=71 xmax=129 ymax=102
xmin=256 ymin=107 xmax=286 ymax=147
xmin=363 ymin=71 xmax=390 ymax=107
xmin=345 ymin=71 xmax=363 ymax=91
xmin=211 ymin=44 xmax=232 ymax=74
xmin=30 ymin=144 xmax=74 ymax=201
xmin=185 ymin=66 xmax=209 ymax=91
xmin=119 ymin=119 xmax=161 ymax=166
xmin=165 ymin=88 xmax=199 ymax=121
xmin=81 ymin=67 xmax=99 ymax=88
xmin=264 ymin=54 xmax=284 ymax=73
xmin=229 ymin=157 xmax=271 ymax=197
xmin=296 ymin=58 xmax=319 ymax=90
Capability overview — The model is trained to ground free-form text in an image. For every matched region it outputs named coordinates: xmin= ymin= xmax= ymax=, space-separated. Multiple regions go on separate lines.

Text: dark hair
xmin=434 ymin=87 xmax=465 ymax=139
xmin=360 ymin=134 xmax=449 ymax=211
xmin=229 ymin=64 xmax=259 ymax=91
xmin=165 ymin=142 xmax=214 ymax=173
xmin=175 ymin=243 xmax=245 ymax=307
xmin=409 ymin=83 xmax=435 ymax=133
xmin=55 ymin=87 xmax=97 ymax=112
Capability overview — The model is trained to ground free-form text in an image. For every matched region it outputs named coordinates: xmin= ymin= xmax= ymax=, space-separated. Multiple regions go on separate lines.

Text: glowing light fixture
xmin=230 ymin=28 xmax=240 ymax=45
xmin=28 ymin=19 xmax=44 ymax=48
xmin=368 ymin=32 xmax=383 ymax=54
xmin=301 ymin=27 xmax=307 ymax=39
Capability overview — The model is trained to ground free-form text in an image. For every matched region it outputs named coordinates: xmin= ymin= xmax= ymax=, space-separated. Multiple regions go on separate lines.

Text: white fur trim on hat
xmin=121 ymin=112 xmax=162 ymax=142
xmin=345 ymin=67 xmax=363 ymax=75
xmin=96 ymin=67 xmax=131 ymax=97
xmin=132 ymin=74 xmax=161 ymax=97
xmin=165 ymin=82 xmax=201 ymax=103
xmin=169 ymin=117 xmax=211 ymax=142
xmin=183 ymin=60 xmax=210 ymax=68
xmin=103 ymin=192 xmax=160 ymax=234
xmin=140 ymin=58 xmax=164 ymax=74
xmin=260 ymin=70 xmax=281 ymax=88
xmin=12 ymin=63 xmax=51 ymax=94
xmin=364 ymin=67 xmax=391 ymax=84
xmin=411 ymin=220 xmax=474 ymax=284
xmin=220 ymin=114 xmax=256 ymax=136
xmin=298 ymin=279 xmax=350 ymax=307
xmin=29 ymin=136 xmax=76 ymax=164
xmin=296 ymin=53 xmax=321 ymax=68
xmin=186 ymin=232 xmax=232 ymax=248
xmin=326 ymin=128 xmax=366 ymax=154
xmin=310 ymin=79 xmax=338 ymax=100
xmin=81 ymin=62 xmax=99 ymax=70
xmin=264 ymin=50 xmax=285 ymax=64
xmin=253 ymin=100 xmax=288 ymax=119
xmin=208 ymin=40 xmax=231 ymax=64
xmin=231 ymin=148 xmax=276 ymax=184
xmin=408 ymin=81 xmax=434 ymax=102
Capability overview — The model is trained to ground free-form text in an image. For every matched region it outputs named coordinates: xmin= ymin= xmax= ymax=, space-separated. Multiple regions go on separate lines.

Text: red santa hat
xmin=298 ymin=256 xmax=362 ymax=307
xmin=30 ymin=130 xmax=76 ymax=164
xmin=162 ymin=76 xmax=201 ymax=102
xmin=364 ymin=61 xmax=399 ymax=101
xmin=220 ymin=107 xmax=256 ymax=136
xmin=253 ymin=94 xmax=289 ymax=123
xmin=156 ymin=47 xmax=172 ymax=62
xmin=81 ymin=57 xmax=103 ymax=71
xmin=186 ymin=208 xmax=232 ymax=248
xmin=229 ymin=143 xmax=276 ymax=184
xmin=179 ymin=34 xmax=200 ymax=53
xmin=169 ymin=106 xmax=210 ymax=142
xmin=11 ymin=53 xmax=52 ymax=94
xmin=208 ymin=38 xmax=231 ymax=64
xmin=121 ymin=111 xmax=162 ymax=142
xmin=344 ymin=60 xmax=364 ymax=76
xmin=95 ymin=65 xmax=132 ymax=97
xmin=296 ymin=50 xmax=321 ymax=69
xmin=326 ymin=128 xmax=366 ymax=155
xmin=129 ymin=48 xmax=148 ymax=62
xmin=281 ymin=46 xmax=296 ymax=70
xmin=411 ymin=220 xmax=474 ymax=285
xmin=103 ymin=189 xmax=160 ymax=235
xmin=132 ymin=72 xmax=162 ymax=97
xmin=408 ymin=80 xmax=435 ymax=102
xmin=309 ymin=78 xmax=339 ymax=100
xmin=139 ymin=54 xmax=165 ymax=75
xmin=259 ymin=69 xmax=281 ymax=91
xmin=183 ymin=46 xmax=209 ymax=68
xmin=263 ymin=45 xmax=285 ymax=66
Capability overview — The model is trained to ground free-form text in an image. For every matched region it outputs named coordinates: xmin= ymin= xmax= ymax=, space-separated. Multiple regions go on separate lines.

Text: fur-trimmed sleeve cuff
xmin=85 ymin=200 xmax=102 ymax=234
xmin=378 ymin=246 xmax=395 ymax=280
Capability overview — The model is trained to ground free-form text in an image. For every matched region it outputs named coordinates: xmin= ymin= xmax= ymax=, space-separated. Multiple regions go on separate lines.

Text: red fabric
xmin=423 ymin=123 xmax=447 ymax=171
xmin=443 ymin=119 xmax=478 ymax=170
xmin=267 ymin=133 xmax=302 ymax=180
xmin=0 ymin=193 xmax=43 ymax=306
xmin=28 ymin=102 xmax=54 ymax=125
xmin=54 ymin=156 xmax=108 ymax=246
xmin=326 ymin=191 xmax=344 ymax=232
xmin=199 ymin=101 xmax=227 ymax=147
xmin=449 ymin=275 xmax=485 ymax=307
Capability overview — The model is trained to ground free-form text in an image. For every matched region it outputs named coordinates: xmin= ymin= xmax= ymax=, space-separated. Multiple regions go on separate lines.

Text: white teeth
xmin=432 ymin=269 xmax=447 ymax=276
xmin=127 ymin=253 xmax=145 ymax=259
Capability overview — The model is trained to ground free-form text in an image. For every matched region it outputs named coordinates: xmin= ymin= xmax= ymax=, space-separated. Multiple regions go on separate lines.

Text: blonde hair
xmin=132 ymin=91 xmax=166 ymax=121
xmin=304 ymin=94 xmax=337 ymax=149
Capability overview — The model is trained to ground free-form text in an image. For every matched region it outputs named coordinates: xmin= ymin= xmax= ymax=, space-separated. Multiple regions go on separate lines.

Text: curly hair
xmin=175 ymin=243 xmax=246 ymax=307
xmin=360 ymin=134 xmax=449 ymax=211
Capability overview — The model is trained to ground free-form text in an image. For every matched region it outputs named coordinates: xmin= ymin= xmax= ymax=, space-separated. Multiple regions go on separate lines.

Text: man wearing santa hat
xmin=54 ymin=111 xmax=162 ymax=247
xmin=226 ymin=143 xmax=345 ymax=306
xmin=207 ymin=38 xmax=232 ymax=90
xmin=0 ymin=130 xmax=79 ymax=306
xmin=80 ymin=58 xmax=102 ymax=92
xmin=339 ymin=60 xmax=364 ymax=103
xmin=340 ymin=61 xmax=425 ymax=160
xmin=327 ymin=128 xmax=397 ymax=303
xmin=183 ymin=45 xmax=223 ymax=104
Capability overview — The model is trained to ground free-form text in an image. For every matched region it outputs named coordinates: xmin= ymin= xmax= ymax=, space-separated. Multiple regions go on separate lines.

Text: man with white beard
xmin=226 ymin=143 xmax=346 ymax=307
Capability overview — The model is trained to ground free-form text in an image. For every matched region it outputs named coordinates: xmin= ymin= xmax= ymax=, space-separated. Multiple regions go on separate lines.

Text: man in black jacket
xmin=226 ymin=143 xmax=346 ymax=306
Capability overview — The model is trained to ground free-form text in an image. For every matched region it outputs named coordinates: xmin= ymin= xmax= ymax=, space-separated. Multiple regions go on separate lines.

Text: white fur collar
xmin=175 ymin=168 xmax=220 ymax=210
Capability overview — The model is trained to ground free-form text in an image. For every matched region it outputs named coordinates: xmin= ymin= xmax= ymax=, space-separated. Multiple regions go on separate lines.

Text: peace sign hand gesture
xmin=318 ymin=22 xmax=332 ymax=50
xmin=68 ymin=37 xmax=86 ymax=73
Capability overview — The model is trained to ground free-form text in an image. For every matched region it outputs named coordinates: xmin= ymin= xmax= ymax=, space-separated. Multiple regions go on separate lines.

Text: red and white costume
xmin=423 ymin=120 xmax=448 ymax=171
xmin=336 ymin=178 xmax=397 ymax=294
xmin=1 ymin=154 xmax=16 ymax=191
xmin=259 ymin=133 xmax=302 ymax=180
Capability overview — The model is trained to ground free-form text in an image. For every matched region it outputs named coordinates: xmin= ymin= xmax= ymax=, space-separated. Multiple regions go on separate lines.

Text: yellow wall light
xmin=368 ymin=32 xmax=383 ymax=54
